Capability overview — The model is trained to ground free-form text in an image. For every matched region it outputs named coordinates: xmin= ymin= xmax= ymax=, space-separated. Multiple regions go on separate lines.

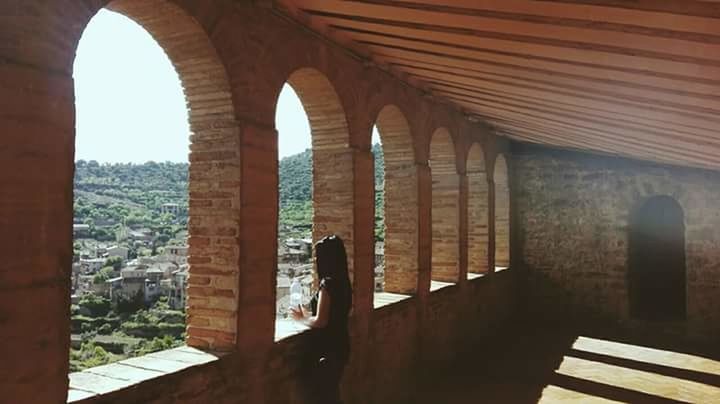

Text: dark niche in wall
xmin=628 ymin=195 xmax=686 ymax=321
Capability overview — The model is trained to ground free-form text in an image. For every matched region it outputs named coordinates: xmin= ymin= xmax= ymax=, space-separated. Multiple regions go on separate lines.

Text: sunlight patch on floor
xmin=572 ymin=336 xmax=720 ymax=376
xmin=539 ymin=385 xmax=623 ymax=403
xmin=556 ymin=355 xmax=720 ymax=402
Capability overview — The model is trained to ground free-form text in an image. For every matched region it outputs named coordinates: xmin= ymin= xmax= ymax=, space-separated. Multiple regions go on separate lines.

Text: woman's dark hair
xmin=315 ymin=235 xmax=352 ymax=296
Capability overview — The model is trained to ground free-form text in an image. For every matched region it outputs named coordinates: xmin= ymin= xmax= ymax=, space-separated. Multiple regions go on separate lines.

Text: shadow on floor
xmin=413 ymin=325 xmax=720 ymax=404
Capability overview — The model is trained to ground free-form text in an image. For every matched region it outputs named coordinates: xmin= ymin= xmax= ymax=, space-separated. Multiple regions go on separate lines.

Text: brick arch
xmin=420 ymin=110 xmax=463 ymax=167
xmin=77 ymin=0 xmax=241 ymax=351
xmin=283 ymin=68 xmax=355 ymax=280
xmin=467 ymin=143 xmax=489 ymax=274
xmin=493 ymin=154 xmax=510 ymax=269
xmin=374 ymin=104 xmax=419 ymax=294
xmin=430 ymin=128 xmax=460 ymax=283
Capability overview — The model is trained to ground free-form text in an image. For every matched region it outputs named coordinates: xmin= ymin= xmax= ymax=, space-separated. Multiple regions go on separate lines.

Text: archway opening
xmin=372 ymin=105 xmax=419 ymax=298
xmin=71 ymin=0 xmax=240 ymax=375
xmin=274 ymin=68 xmax=353 ymax=339
xmin=429 ymin=128 xmax=459 ymax=288
xmin=467 ymin=143 xmax=489 ymax=277
xmin=493 ymin=155 xmax=510 ymax=270
xmin=629 ymin=196 xmax=686 ymax=321
xmin=275 ymin=83 xmax=313 ymax=334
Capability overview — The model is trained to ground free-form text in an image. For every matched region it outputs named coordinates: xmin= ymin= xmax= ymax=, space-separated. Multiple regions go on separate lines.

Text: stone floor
xmin=415 ymin=327 xmax=720 ymax=403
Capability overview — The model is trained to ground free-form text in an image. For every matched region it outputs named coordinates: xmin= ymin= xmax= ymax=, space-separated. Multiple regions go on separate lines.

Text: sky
xmin=74 ymin=10 xmax=378 ymax=163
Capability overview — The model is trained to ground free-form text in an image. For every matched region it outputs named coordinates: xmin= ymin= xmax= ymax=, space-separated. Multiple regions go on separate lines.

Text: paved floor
xmin=416 ymin=328 xmax=720 ymax=403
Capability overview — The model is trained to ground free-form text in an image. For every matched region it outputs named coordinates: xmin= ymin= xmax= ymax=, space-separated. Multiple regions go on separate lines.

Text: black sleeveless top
xmin=310 ymin=277 xmax=351 ymax=361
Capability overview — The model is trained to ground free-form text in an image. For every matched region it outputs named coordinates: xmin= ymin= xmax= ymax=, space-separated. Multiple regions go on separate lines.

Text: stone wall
xmin=66 ymin=274 xmax=517 ymax=404
xmin=513 ymin=144 xmax=720 ymax=342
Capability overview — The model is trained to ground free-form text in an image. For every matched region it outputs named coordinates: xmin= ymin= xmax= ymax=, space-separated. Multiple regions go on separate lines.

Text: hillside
xmin=74 ymin=144 xmax=386 ymax=241
xmin=278 ymin=144 xmax=385 ymax=240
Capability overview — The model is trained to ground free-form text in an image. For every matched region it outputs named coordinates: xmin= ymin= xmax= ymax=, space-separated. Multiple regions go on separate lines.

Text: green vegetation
xmin=73 ymin=160 xmax=188 ymax=241
xmin=278 ymin=144 xmax=385 ymax=241
xmin=70 ymin=296 xmax=185 ymax=372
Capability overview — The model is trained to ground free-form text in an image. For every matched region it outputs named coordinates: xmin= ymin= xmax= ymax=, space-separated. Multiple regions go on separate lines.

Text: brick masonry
xmin=430 ymin=129 xmax=461 ymax=283
xmin=0 ymin=0 xmax=514 ymax=402
xmin=494 ymin=155 xmax=511 ymax=268
xmin=513 ymin=144 xmax=720 ymax=343
xmin=467 ymin=143 xmax=489 ymax=274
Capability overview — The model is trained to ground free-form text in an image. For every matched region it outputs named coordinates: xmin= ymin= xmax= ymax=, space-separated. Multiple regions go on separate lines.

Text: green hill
xmin=278 ymin=144 xmax=385 ymax=240
xmin=74 ymin=144 xmax=385 ymax=241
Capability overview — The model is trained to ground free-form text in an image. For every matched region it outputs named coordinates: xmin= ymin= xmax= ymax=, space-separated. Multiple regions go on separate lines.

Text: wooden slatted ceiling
xmin=275 ymin=0 xmax=720 ymax=170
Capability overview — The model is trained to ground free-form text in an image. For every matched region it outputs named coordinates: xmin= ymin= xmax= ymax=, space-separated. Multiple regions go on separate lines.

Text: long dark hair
xmin=315 ymin=235 xmax=352 ymax=305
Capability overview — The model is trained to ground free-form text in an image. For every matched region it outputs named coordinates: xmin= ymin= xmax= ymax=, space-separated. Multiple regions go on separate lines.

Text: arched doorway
xmin=629 ymin=196 xmax=686 ymax=321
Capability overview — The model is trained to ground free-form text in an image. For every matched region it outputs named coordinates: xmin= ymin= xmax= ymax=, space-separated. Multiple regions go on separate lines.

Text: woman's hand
xmin=289 ymin=304 xmax=309 ymax=322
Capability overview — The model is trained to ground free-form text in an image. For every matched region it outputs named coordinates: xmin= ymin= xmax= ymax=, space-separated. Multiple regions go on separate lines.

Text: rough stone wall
xmin=0 ymin=0 xmax=514 ymax=402
xmin=514 ymin=144 xmax=720 ymax=342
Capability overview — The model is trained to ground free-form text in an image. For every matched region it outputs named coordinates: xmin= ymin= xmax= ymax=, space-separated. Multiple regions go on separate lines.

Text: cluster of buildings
xmin=72 ymin=240 xmax=189 ymax=311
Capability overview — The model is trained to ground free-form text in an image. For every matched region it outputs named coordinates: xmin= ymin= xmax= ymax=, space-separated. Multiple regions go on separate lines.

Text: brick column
xmin=415 ymin=162 xmax=432 ymax=375
xmin=488 ymin=178 xmax=497 ymax=273
xmin=458 ymin=173 xmax=469 ymax=286
xmin=416 ymin=163 xmax=433 ymax=296
xmin=0 ymin=59 xmax=75 ymax=403
xmin=236 ymin=121 xmax=278 ymax=404
xmin=494 ymin=155 xmax=510 ymax=268
xmin=349 ymin=146 xmax=374 ymax=398
xmin=236 ymin=122 xmax=277 ymax=350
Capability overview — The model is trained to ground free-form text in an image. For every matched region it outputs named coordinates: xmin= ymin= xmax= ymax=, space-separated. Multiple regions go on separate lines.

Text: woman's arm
xmin=291 ymin=289 xmax=331 ymax=328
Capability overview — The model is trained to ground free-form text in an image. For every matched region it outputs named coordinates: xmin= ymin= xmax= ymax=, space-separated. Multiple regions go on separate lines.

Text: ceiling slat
xmin=277 ymin=0 xmax=720 ymax=170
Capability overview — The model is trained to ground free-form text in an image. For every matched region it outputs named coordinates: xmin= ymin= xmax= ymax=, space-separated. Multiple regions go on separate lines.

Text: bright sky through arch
xmin=75 ymin=9 xmax=380 ymax=163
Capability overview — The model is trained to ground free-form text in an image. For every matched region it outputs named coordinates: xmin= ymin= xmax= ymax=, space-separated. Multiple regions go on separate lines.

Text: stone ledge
xmin=68 ymin=346 xmax=223 ymax=403
xmin=494 ymin=266 xmax=510 ymax=273
xmin=373 ymin=291 xmax=413 ymax=310
xmin=274 ymin=318 xmax=311 ymax=342
xmin=467 ymin=272 xmax=486 ymax=280
xmin=430 ymin=280 xmax=457 ymax=292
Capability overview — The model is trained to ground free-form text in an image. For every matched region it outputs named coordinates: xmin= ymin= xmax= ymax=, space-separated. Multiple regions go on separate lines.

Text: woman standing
xmin=290 ymin=235 xmax=352 ymax=404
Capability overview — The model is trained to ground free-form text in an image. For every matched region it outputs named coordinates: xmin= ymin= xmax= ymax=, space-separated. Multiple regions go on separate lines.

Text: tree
xmin=103 ymin=256 xmax=123 ymax=271
xmin=78 ymin=294 xmax=112 ymax=317
xmin=93 ymin=267 xmax=115 ymax=284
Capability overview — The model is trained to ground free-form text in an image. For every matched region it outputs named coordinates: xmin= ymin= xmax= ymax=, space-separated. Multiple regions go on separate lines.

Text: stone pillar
xmin=416 ymin=163 xmax=433 ymax=297
xmin=0 ymin=20 xmax=77 ymax=404
xmin=236 ymin=121 xmax=278 ymax=403
xmin=349 ymin=146 xmax=374 ymax=399
xmin=488 ymin=179 xmax=496 ymax=273
xmin=458 ymin=173 xmax=469 ymax=286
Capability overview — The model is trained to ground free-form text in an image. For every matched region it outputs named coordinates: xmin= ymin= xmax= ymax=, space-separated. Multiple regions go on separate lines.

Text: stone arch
xmin=374 ymin=104 xmax=419 ymax=294
xmin=629 ymin=195 xmax=686 ymax=321
xmin=283 ymin=68 xmax=354 ymax=280
xmin=76 ymin=0 xmax=241 ymax=351
xmin=493 ymin=154 xmax=510 ymax=269
xmin=466 ymin=143 xmax=489 ymax=275
xmin=429 ymin=128 xmax=460 ymax=283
